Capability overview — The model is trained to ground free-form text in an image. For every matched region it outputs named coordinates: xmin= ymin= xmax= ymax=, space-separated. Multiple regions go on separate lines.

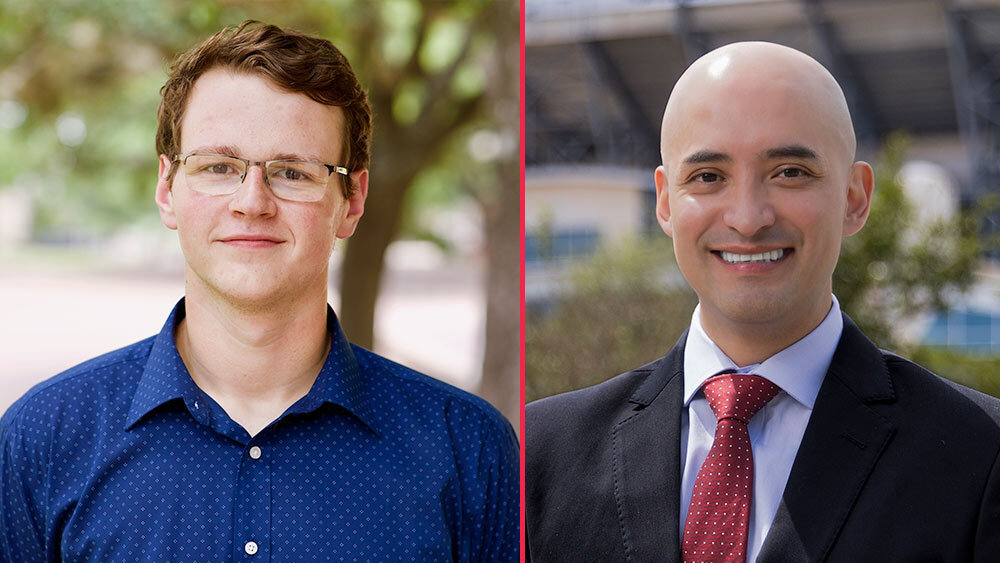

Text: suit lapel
xmin=612 ymin=332 xmax=686 ymax=561
xmin=758 ymin=315 xmax=897 ymax=562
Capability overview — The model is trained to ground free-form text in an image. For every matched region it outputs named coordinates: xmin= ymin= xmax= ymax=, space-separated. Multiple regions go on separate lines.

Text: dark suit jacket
xmin=526 ymin=315 xmax=1000 ymax=562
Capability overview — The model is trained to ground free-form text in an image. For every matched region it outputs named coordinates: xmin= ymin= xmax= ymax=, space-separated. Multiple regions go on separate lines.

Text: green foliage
xmin=525 ymin=236 xmax=697 ymax=402
xmin=834 ymin=132 xmax=982 ymax=352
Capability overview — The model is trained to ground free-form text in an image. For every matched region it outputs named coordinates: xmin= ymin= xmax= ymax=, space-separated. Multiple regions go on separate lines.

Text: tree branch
xmin=410 ymin=3 xmax=488 ymax=129
xmin=384 ymin=2 xmax=432 ymax=93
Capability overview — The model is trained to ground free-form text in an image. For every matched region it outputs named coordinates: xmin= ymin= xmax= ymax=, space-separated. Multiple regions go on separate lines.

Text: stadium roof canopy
xmin=525 ymin=0 xmax=1000 ymax=196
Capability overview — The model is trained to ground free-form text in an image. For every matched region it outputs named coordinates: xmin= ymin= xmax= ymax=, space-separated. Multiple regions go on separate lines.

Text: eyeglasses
xmin=172 ymin=153 xmax=349 ymax=203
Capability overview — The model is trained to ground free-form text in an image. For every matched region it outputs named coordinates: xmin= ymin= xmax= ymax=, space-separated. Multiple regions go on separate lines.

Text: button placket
xmin=234 ymin=441 xmax=272 ymax=560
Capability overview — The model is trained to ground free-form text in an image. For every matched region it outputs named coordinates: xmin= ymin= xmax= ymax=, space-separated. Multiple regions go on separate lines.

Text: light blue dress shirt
xmin=680 ymin=295 xmax=843 ymax=561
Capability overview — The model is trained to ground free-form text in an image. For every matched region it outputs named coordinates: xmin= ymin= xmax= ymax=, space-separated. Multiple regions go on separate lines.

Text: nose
xmin=228 ymin=163 xmax=277 ymax=218
xmin=722 ymin=178 xmax=776 ymax=237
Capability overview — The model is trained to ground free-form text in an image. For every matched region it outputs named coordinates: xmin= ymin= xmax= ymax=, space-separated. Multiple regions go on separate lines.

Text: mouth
xmin=714 ymin=248 xmax=791 ymax=264
xmin=219 ymin=235 xmax=284 ymax=247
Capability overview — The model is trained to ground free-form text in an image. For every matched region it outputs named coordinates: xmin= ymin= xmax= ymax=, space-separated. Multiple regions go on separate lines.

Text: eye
xmin=697 ymin=172 xmax=722 ymax=183
xmin=778 ymin=167 xmax=809 ymax=179
xmin=207 ymin=163 xmax=235 ymax=175
xmin=270 ymin=162 xmax=322 ymax=184
xmin=276 ymin=168 xmax=305 ymax=181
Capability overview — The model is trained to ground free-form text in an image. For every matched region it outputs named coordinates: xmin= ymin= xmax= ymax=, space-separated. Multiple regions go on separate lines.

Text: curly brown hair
xmin=156 ymin=20 xmax=371 ymax=197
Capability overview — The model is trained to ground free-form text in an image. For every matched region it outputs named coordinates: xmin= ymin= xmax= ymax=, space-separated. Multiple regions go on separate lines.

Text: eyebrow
xmin=270 ymin=152 xmax=328 ymax=163
xmin=185 ymin=145 xmax=241 ymax=158
xmin=765 ymin=145 xmax=819 ymax=160
xmin=680 ymin=145 xmax=820 ymax=166
xmin=184 ymin=146 xmax=327 ymax=163
xmin=682 ymin=151 xmax=732 ymax=165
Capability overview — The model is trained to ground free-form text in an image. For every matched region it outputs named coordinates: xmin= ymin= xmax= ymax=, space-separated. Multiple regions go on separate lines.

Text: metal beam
xmin=675 ymin=0 xmax=710 ymax=64
xmin=942 ymin=0 xmax=1000 ymax=188
xmin=800 ymin=0 xmax=881 ymax=145
xmin=942 ymin=0 xmax=1000 ymax=258
xmin=525 ymin=80 xmax=596 ymax=165
xmin=580 ymin=40 xmax=661 ymax=165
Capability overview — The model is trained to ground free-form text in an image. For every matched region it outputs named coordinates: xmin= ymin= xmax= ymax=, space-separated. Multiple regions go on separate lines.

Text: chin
xmin=217 ymin=281 xmax=284 ymax=303
xmin=715 ymin=291 xmax=792 ymax=325
xmin=195 ymin=269 xmax=293 ymax=307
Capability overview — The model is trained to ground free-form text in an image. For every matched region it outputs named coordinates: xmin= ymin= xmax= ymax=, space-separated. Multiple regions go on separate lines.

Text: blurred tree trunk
xmin=477 ymin=0 xmax=521 ymax=432
xmin=339 ymin=3 xmax=487 ymax=348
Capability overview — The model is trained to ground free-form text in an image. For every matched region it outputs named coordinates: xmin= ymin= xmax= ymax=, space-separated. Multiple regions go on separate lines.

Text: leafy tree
xmin=335 ymin=0 xmax=513 ymax=351
xmin=834 ymin=132 xmax=982 ymax=352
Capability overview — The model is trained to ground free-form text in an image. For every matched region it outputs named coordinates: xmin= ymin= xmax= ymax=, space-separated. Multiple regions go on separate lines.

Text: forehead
xmin=664 ymin=75 xmax=846 ymax=168
xmin=180 ymin=68 xmax=344 ymax=161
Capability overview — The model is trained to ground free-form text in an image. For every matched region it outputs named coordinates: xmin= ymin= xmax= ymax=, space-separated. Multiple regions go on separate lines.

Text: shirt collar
xmin=125 ymin=298 xmax=380 ymax=435
xmin=682 ymin=294 xmax=843 ymax=409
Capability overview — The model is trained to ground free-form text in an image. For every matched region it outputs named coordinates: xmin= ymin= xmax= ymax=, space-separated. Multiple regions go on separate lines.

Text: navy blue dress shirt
xmin=1 ymin=299 xmax=519 ymax=562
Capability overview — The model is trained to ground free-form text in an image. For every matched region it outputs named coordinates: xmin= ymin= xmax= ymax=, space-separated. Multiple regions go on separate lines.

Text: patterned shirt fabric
xmin=0 ymin=299 xmax=519 ymax=562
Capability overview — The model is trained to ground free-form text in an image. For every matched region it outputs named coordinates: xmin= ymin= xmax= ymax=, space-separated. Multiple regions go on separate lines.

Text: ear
xmin=843 ymin=161 xmax=874 ymax=236
xmin=654 ymin=165 xmax=674 ymax=237
xmin=155 ymin=154 xmax=178 ymax=230
xmin=336 ymin=168 xmax=369 ymax=239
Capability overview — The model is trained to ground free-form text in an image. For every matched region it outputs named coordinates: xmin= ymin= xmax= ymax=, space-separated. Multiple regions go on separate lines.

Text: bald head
xmin=661 ymin=42 xmax=856 ymax=169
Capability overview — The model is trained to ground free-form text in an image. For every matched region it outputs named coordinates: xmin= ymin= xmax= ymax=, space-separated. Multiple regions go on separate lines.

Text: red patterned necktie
xmin=681 ymin=373 xmax=781 ymax=563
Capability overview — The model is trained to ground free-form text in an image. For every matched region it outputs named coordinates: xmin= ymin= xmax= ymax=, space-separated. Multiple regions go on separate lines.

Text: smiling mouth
xmin=716 ymin=249 xmax=790 ymax=264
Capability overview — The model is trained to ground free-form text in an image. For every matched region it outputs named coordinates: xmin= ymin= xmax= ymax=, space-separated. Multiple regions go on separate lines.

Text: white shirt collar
xmin=682 ymin=295 xmax=843 ymax=409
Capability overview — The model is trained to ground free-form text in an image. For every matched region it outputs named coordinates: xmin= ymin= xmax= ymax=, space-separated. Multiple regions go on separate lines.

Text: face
xmin=155 ymin=68 xmax=367 ymax=308
xmin=654 ymin=65 xmax=872 ymax=338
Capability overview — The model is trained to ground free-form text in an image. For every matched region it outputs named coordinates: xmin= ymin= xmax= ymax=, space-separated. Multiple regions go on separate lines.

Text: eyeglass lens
xmin=181 ymin=154 xmax=330 ymax=202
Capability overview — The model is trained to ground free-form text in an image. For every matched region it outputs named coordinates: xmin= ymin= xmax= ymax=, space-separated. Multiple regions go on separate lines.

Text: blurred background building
xmin=0 ymin=0 xmax=519 ymax=430
xmin=525 ymin=0 xmax=1000 ymax=400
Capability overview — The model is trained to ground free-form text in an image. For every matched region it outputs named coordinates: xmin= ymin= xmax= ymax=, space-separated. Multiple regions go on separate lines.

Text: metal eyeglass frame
xmin=171 ymin=153 xmax=349 ymax=189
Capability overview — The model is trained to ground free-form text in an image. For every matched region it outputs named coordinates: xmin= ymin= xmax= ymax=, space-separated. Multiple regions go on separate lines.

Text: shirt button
xmin=249 ymin=446 xmax=262 ymax=460
xmin=244 ymin=541 xmax=258 ymax=555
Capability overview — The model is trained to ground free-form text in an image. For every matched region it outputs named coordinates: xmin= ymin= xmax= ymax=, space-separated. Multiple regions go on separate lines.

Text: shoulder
xmin=833 ymin=314 xmax=1000 ymax=437
xmin=527 ymin=356 xmax=664 ymax=427
xmin=0 ymin=337 xmax=154 ymax=444
xmin=349 ymin=344 xmax=516 ymax=446
xmin=525 ymin=354 xmax=675 ymax=465
xmin=881 ymin=349 xmax=1000 ymax=430
xmin=526 ymin=330 xmax=686 ymax=429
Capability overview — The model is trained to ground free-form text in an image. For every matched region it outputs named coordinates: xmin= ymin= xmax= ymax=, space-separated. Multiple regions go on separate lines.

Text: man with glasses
xmin=1 ymin=21 xmax=518 ymax=562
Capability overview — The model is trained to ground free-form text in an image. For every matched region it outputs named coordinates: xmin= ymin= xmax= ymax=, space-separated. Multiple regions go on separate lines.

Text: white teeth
xmin=720 ymin=249 xmax=785 ymax=263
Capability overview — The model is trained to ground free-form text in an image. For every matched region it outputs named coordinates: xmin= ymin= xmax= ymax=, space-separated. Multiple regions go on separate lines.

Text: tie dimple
xmin=682 ymin=373 xmax=780 ymax=563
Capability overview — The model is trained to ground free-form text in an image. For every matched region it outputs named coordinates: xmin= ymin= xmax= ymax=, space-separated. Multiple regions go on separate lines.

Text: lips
xmin=220 ymin=235 xmax=283 ymax=243
xmin=218 ymin=234 xmax=284 ymax=247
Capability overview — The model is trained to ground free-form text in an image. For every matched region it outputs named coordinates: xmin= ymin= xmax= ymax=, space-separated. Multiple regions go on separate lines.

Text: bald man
xmin=526 ymin=42 xmax=1000 ymax=562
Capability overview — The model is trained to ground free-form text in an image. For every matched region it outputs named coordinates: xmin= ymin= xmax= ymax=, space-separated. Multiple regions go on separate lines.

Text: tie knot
xmin=702 ymin=372 xmax=780 ymax=424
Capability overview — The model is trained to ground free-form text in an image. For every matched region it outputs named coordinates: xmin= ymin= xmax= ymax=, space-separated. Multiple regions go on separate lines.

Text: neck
xmin=175 ymin=279 xmax=331 ymax=436
xmin=698 ymin=296 xmax=833 ymax=367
